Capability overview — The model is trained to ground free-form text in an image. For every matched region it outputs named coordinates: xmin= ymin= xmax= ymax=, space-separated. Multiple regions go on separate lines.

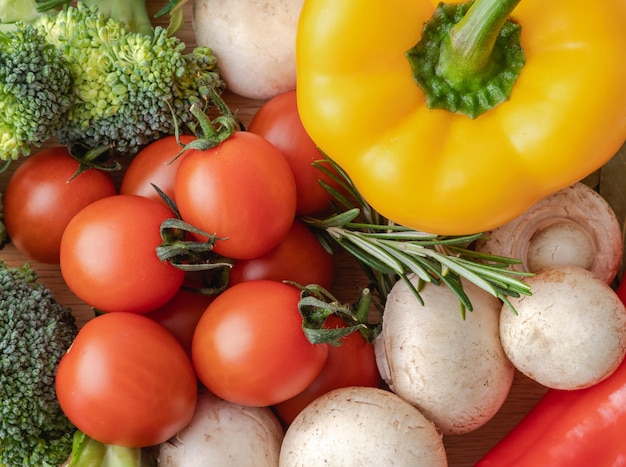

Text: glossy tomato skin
xmin=229 ymin=219 xmax=334 ymax=289
xmin=248 ymin=90 xmax=339 ymax=215
xmin=272 ymin=315 xmax=382 ymax=425
xmin=174 ymin=131 xmax=297 ymax=260
xmin=119 ymin=134 xmax=196 ymax=207
xmin=3 ymin=146 xmax=117 ymax=263
xmin=55 ymin=312 xmax=198 ymax=448
xmin=192 ymin=280 xmax=328 ymax=407
xmin=145 ymin=288 xmax=215 ymax=357
xmin=60 ymin=194 xmax=186 ymax=313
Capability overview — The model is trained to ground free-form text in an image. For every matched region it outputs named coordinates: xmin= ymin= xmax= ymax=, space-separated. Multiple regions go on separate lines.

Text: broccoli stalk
xmin=65 ymin=431 xmax=157 ymax=467
xmin=0 ymin=0 xmax=54 ymax=30
xmin=0 ymin=261 xmax=78 ymax=466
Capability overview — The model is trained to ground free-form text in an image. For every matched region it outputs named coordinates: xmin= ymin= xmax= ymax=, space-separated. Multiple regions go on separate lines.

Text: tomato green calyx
xmin=406 ymin=0 xmax=525 ymax=118
xmin=181 ymin=87 xmax=240 ymax=152
xmin=66 ymin=143 xmax=122 ymax=181
xmin=156 ymin=217 xmax=234 ymax=294
xmin=295 ymin=283 xmax=382 ymax=345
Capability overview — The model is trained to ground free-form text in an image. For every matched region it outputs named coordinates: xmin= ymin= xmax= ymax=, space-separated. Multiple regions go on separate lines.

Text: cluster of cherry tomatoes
xmin=2 ymin=90 xmax=381 ymax=448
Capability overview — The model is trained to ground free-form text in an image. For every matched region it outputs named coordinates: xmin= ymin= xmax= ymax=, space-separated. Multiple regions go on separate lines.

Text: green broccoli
xmin=34 ymin=0 xmax=176 ymax=36
xmin=0 ymin=24 xmax=72 ymax=161
xmin=32 ymin=2 xmax=224 ymax=157
xmin=63 ymin=0 xmax=154 ymax=36
xmin=0 ymin=193 xmax=8 ymax=249
xmin=0 ymin=261 xmax=78 ymax=466
xmin=67 ymin=431 xmax=157 ymax=467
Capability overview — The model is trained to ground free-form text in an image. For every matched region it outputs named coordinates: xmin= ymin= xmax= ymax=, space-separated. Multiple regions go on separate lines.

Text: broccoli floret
xmin=0 ymin=261 xmax=78 ymax=466
xmin=32 ymin=0 xmax=162 ymax=36
xmin=0 ymin=24 xmax=72 ymax=160
xmin=33 ymin=2 xmax=224 ymax=157
xmin=0 ymin=193 xmax=8 ymax=249
xmin=77 ymin=0 xmax=154 ymax=36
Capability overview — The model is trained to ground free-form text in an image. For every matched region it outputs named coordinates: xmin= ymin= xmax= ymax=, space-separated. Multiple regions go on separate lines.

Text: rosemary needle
xmin=302 ymin=155 xmax=533 ymax=314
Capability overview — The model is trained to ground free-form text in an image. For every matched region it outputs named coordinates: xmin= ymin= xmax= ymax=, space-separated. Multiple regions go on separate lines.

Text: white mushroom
xmin=375 ymin=275 xmax=514 ymax=435
xmin=474 ymin=182 xmax=622 ymax=284
xmin=279 ymin=386 xmax=448 ymax=466
xmin=159 ymin=391 xmax=284 ymax=466
xmin=192 ymin=0 xmax=303 ymax=100
xmin=500 ymin=265 xmax=626 ymax=390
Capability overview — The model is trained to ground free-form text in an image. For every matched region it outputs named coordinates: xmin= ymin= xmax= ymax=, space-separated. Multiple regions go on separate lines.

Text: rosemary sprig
xmin=302 ymin=155 xmax=533 ymax=314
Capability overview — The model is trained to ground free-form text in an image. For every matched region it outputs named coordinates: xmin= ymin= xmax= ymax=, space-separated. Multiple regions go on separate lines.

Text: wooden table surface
xmin=0 ymin=2 xmax=550 ymax=465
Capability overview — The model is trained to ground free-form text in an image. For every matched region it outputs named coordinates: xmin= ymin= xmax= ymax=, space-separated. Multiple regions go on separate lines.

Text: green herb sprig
xmin=301 ymin=155 xmax=533 ymax=317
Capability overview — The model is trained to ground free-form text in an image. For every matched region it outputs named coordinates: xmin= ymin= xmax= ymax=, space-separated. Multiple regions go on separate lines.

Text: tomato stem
xmin=296 ymin=284 xmax=382 ymax=345
xmin=184 ymin=87 xmax=240 ymax=151
xmin=66 ymin=143 xmax=122 ymax=180
xmin=157 ymin=217 xmax=234 ymax=277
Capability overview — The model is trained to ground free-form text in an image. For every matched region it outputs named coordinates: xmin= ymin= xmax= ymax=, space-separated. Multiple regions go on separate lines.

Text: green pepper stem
xmin=406 ymin=0 xmax=525 ymax=117
xmin=438 ymin=0 xmax=522 ymax=90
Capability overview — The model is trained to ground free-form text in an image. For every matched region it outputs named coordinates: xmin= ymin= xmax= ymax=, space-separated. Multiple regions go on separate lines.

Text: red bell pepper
xmin=476 ymin=298 xmax=626 ymax=465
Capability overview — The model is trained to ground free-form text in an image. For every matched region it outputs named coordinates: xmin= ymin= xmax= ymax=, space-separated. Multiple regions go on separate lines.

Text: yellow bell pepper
xmin=296 ymin=0 xmax=626 ymax=235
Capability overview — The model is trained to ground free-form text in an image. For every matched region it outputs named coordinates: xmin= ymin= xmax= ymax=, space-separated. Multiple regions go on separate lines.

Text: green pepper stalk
xmin=407 ymin=0 xmax=525 ymax=118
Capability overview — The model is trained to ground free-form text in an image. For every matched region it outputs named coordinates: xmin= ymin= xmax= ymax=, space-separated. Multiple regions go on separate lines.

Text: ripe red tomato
xmin=119 ymin=134 xmax=196 ymax=207
xmin=248 ymin=90 xmax=339 ymax=215
xmin=229 ymin=219 xmax=334 ymax=289
xmin=272 ymin=315 xmax=382 ymax=425
xmin=145 ymin=287 xmax=215 ymax=357
xmin=3 ymin=146 xmax=117 ymax=263
xmin=191 ymin=280 xmax=329 ymax=407
xmin=174 ymin=131 xmax=297 ymax=260
xmin=59 ymin=194 xmax=186 ymax=313
xmin=55 ymin=312 xmax=198 ymax=448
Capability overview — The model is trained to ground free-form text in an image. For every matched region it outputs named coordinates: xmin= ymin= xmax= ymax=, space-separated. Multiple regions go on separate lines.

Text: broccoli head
xmin=33 ymin=2 xmax=224 ymax=157
xmin=0 ymin=261 xmax=78 ymax=466
xmin=0 ymin=24 xmax=72 ymax=161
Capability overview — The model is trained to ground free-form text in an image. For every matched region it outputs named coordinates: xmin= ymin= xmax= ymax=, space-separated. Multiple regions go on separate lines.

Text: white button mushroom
xmin=374 ymin=275 xmax=514 ymax=435
xmin=500 ymin=265 xmax=626 ymax=390
xmin=192 ymin=0 xmax=303 ymax=100
xmin=279 ymin=386 xmax=448 ymax=466
xmin=475 ymin=182 xmax=622 ymax=284
xmin=158 ymin=391 xmax=284 ymax=466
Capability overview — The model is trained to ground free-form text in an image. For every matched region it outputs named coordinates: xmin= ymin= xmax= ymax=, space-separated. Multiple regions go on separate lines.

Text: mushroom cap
xmin=279 ymin=387 xmax=448 ymax=467
xmin=375 ymin=275 xmax=514 ymax=435
xmin=501 ymin=265 xmax=626 ymax=390
xmin=159 ymin=391 xmax=283 ymax=466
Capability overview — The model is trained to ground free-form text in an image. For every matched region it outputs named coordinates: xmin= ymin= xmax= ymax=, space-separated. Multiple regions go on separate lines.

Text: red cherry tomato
xmin=3 ymin=146 xmax=117 ymax=263
xmin=60 ymin=194 xmax=185 ymax=313
xmin=145 ymin=287 xmax=215 ymax=357
xmin=191 ymin=280 xmax=328 ymax=407
xmin=248 ymin=89 xmax=340 ymax=215
xmin=55 ymin=312 xmax=198 ymax=448
xmin=272 ymin=315 xmax=381 ymax=425
xmin=119 ymin=134 xmax=196 ymax=207
xmin=174 ymin=131 xmax=297 ymax=260
xmin=229 ymin=219 xmax=334 ymax=289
